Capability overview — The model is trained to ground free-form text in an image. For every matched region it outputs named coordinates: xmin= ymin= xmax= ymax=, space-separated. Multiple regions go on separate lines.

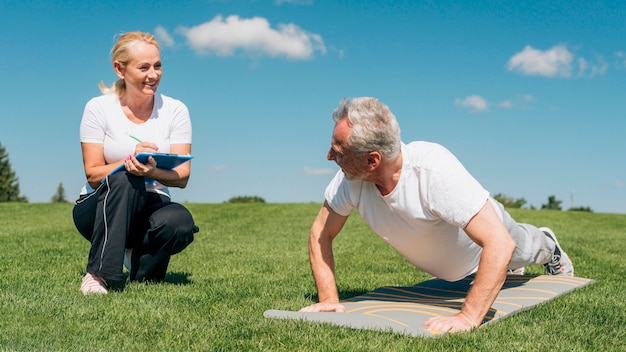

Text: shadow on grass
xmin=109 ymin=272 xmax=192 ymax=291
xmin=163 ymin=271 xmax=193 ymax=285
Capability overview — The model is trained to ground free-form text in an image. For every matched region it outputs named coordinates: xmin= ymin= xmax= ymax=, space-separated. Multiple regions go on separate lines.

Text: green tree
xmin=227 ymin=195 xmax=266 ymax=203
xmin=0 ymin=142 xmax=27 ymax=202
xmin=51 ymin=182 xmax=68 ymax=203
xmin=492 ymin=193 xmax=527 ymax=209
xmin=541 ymin=195 xmax=562 ymax=210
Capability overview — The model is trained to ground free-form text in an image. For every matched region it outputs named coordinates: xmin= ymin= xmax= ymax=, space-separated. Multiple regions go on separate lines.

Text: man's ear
xmin=367 ymin=151 xmax=382 ymax=170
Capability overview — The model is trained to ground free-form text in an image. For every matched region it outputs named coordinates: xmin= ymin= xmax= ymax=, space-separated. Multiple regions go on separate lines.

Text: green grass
xmin=0 ymin=203 xmax=624 ymax=351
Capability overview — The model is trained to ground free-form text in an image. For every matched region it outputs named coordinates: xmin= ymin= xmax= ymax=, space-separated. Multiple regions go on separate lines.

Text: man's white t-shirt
xmin=79 ymin=93 xmax=192 ymax=196
xmin=325 ymin=142 xmax=491 ymax=281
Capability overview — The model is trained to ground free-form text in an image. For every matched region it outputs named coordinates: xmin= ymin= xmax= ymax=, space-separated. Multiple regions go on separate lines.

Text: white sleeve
xmin=164 ymin=96 xmax=192 ymax=145
xmin=324 ymin=170 xmax=360 ymax=216
xmin=79 ymin=97 xmax=107 ymax=144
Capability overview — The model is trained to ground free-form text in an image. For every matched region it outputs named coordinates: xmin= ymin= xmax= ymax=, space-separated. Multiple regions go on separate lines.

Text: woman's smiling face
xmin=115 ymin=41 xmax=162 ymax=97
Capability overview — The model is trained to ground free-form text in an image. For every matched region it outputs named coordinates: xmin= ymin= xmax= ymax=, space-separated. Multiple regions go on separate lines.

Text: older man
xmin=300 ymin=97 xmax=573 ymax=333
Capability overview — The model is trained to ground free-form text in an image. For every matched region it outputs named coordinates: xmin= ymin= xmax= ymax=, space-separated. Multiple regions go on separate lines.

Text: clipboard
xmin=103 ymin=153 xmax=193 ymax=181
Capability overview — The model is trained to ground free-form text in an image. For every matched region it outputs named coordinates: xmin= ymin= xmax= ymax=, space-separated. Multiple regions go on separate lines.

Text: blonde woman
xmin=73 ymin=32 xmax=198 ymax=294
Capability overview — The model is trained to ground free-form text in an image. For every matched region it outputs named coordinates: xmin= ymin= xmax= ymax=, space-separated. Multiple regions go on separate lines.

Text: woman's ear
xmin=113 ymin=61 xmax=124 ymax=79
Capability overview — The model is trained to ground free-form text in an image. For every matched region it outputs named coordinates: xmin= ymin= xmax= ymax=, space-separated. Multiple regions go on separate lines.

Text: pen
xmin=129 ymin=134 xmax=159 ymax=151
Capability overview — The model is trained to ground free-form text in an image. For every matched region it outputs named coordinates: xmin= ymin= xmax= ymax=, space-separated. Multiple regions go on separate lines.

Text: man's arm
xmin=300 ymin=201 xmax=349 ymax=312
xmin=425 ymin=199 xmax=516 ymax=332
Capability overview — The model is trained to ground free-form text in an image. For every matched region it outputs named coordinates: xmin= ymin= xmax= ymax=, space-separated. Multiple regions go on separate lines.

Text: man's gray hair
xmin=332 ymin=97 xmax=401 ymax=159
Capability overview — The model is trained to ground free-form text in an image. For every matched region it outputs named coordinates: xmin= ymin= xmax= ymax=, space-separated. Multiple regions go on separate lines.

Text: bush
xmin=568 ymin=206 xmax=593 ymax=212
xmin=226 ymin=195 xmax=266 ymax=203
xmin=493 ymin=193 xmax=526 ymax=209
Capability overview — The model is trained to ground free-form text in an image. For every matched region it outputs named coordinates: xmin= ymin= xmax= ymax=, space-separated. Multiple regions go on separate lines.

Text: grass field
xmin=0 ymin=202 xmax=624 ymax=351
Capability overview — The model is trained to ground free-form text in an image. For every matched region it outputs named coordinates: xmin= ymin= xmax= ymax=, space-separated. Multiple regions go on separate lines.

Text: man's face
xmin=327 ymin=119 xmax=369 ymax=181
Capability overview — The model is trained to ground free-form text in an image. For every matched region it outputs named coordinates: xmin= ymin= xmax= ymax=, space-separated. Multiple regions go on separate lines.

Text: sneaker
xmin=540 ymin=227 xmax=574 ymax=276
xmin=80 ymin=273 xmax=108 ymax=295
xmin=507 ymin=267 xmax=525 ymax=275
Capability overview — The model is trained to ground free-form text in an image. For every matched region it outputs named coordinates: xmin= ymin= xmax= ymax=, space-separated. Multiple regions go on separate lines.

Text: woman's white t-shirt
xmin=79 ymin=93 xmax=192 ymax=196
xmin=325 ymin=142 xmax=490 ymax=281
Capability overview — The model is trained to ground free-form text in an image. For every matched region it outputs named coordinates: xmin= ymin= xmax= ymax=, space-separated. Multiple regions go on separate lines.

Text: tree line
xmin=493 ymin=193 xmax=593 ymax=212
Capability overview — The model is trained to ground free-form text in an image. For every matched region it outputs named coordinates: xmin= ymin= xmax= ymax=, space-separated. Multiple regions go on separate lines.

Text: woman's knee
xmin=150 ymin=203 xmax=197 ymax=248
xmin=72 ymin=193 xmax=99 ymax=241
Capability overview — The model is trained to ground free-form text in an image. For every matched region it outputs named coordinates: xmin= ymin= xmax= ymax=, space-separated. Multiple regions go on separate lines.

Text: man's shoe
xmin=540 ymin=227 xmax=574 ymax=276
xmin=80 ymin=273 xmax=108 ymax=295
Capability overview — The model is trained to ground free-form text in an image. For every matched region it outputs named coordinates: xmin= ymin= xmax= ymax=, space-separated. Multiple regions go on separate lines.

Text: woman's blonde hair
xmin=98 ymin=31 xmax=160 ymax=96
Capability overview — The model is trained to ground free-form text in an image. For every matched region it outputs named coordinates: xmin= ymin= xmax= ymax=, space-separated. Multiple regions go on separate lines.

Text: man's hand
xmin=299 ymin=302 xmax=346 ymax=313
xmin=423 ymin=199 xmax=515 ymax=334
xmin=424 ymin=312 xmax=479 ymax=333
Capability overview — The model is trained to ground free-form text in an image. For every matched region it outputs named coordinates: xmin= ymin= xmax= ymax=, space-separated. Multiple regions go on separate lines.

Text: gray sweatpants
xmin=489 ymin=198 xmax=555 ymax=270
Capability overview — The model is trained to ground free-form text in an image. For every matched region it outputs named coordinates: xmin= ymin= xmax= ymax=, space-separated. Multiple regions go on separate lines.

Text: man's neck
xmin=368 ymin=151 xmax=403 ymax=196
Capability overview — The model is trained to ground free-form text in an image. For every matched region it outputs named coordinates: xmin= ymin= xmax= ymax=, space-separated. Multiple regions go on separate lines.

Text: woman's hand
xmin=122 ymin=143 xmax=191 ymax=188
xmin=124 ymin=154 xmax=157 ymax=179
xmin=126 ymin=140 xmax=159 ymax=178
xmin=133 ymin=141 xmax=159 ymax=155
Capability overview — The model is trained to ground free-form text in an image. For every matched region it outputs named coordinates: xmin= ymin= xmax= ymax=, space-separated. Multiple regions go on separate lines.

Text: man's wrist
xmin=458 ymin=311 xmax=481 ymax=328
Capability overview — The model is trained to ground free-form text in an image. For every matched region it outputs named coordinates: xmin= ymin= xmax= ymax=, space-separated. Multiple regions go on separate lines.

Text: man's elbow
xmin=308 ymin=228 xmax=321 ymax=250
xmin=503 ymin=235 xmax=517 ymax=259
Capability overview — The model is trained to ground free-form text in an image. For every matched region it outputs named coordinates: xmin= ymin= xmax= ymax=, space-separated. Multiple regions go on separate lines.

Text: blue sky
xmin=1 ymin=0 xmax=625 ymax=214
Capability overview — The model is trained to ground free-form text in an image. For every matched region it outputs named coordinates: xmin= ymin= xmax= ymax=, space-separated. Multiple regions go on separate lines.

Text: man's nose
xmin=327 ymin=149 xmax=335 ymax=161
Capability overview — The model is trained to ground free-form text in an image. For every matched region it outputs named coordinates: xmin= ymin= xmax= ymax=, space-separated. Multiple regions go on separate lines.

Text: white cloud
xmin=303 ymin=167 xmax=334 ymax=176
xmin=154 ymin=25 xmax=175 ymax=47
xmin=508 ymin=44 xmax=608 ymax=78
xmin=455 ymin=95 xmax=488 ymax=113
xmin=507 ymin=44 xmax=573 ymax=77
xmin=616 ymin=180 xmax=625 ymax=188
xmin=497 ymin=100 xmax=513 ymax=108
xmin=176 ymin=15 xmax=326 ymax=60
xmin=578 ymin=57 xmax=608 ymax=77
xmin=497 ymin=94 xmax=535 ymax=108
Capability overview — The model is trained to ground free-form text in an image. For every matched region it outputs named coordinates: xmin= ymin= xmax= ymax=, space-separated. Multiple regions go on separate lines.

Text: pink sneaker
xmin=80 ymin=273 xmax=108 ymax=295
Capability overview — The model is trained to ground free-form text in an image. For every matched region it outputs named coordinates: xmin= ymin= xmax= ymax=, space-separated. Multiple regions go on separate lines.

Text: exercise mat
xmin=264 ymin=275 xmax=594 ymax=337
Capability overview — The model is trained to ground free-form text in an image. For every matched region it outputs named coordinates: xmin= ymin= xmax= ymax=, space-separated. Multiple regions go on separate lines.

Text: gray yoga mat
xmin=264 ymin=275 xmax=595 ymax=337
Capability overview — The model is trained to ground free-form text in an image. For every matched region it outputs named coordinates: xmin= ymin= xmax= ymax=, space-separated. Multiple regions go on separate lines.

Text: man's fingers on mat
xmin=299 ymin=302 xmax=346 ymax=313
